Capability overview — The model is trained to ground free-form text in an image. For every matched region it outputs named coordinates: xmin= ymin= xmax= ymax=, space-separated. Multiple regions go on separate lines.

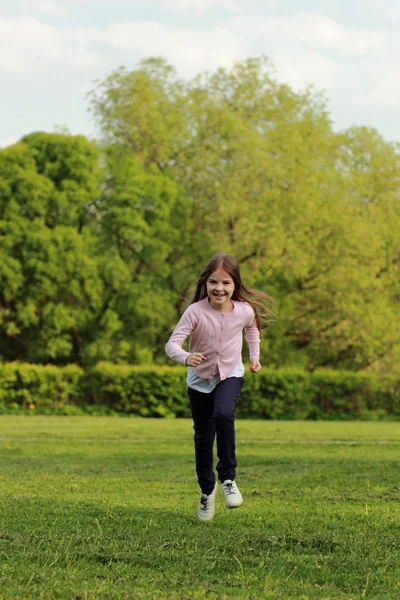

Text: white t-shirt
xmin=187 ymin=362 xmax=244 ymax=393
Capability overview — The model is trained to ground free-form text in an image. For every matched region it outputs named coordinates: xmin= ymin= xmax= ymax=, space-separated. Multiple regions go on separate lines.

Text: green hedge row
xmin=0 ymin=361 xmax=399 ymax=420
xmin=0 ymin=363 xmax=85 ymax=416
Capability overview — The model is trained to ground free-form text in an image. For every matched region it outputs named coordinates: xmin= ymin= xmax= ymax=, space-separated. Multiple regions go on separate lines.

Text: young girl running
xmin=165 ymin=254 xmax=275 ymax=521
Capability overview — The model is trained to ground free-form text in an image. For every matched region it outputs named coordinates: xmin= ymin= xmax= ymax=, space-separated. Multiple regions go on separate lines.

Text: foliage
xmin=0 ymin=362 xmax=399 ymax=420
xmin=0 ymin=134 xmax=109 ymax=366
xmin=1 ymin=56 xmax=399 ymax=371
xmin=84 ymin=363 xmax=189 ymax=418
xmin=88 ymin=56 xmax=400 ymax=372
xmin=0 ymin=361 xmax=84 ymax=414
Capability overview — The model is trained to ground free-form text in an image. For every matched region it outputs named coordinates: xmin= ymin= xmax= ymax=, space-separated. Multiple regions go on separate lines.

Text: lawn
xmin=0 ymin=417 xmax=400 ymax=599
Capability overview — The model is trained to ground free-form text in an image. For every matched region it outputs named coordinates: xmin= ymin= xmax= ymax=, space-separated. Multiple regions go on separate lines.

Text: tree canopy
xmin=1 ymin=57 xmax=399 ymax=372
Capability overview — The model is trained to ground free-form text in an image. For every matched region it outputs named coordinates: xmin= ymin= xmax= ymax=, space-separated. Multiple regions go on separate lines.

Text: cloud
xmin=218 ymin=12 xmax=400 ymax=120
xmin=285 ymin=12 xmax=385 ymax=55
xmin=160 ymin=0 xmax=243 ymax=12
xmin=1 ymin=9 xmax=400 ymax=141
xmin=225 ymin=12 xmax=385 ymax=59
xmin=0 ymin=17 xmax=245 ymax=77
xmin=0 ymin=137 xmax=20 ymax=148
xmin=0 ymin=18 xmax=100 ymax=73
xmin=0 ymin=12 xmax=394 ymax=89
xmin=104 ymin=21 xmax=244 ymax=73
xmin=5 ymin=0 xmax=244 ymax=16
xmin=344 ymin=0 xmax=400 ymax=22
xmin=18 ymin=1 xmax=69 ymax=17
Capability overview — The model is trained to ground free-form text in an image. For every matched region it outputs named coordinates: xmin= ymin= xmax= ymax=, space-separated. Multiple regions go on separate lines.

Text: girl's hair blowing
xmin=191 ymin=254 xmax=277 ymax=331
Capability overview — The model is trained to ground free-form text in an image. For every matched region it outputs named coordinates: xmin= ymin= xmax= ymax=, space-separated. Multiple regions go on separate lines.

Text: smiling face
xmin=206 ymin=267 xmax=235 ymax=312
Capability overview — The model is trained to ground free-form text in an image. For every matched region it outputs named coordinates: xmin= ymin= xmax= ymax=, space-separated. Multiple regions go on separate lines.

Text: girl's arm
xmin=245 ymin=318 xmax=262 ymax=373
xmin=165 ymin=307 xmax=197 ymax=366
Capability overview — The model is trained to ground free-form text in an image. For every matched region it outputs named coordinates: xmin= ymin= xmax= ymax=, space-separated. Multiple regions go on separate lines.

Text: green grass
xmin=1 ymin=417 xmax=400 ymax=599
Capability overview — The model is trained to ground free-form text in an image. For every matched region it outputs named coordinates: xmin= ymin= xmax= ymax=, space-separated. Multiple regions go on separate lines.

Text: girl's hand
xmin=186 ymin=353 xmax=207 ymax=367
xmin=250 ymin=359 xmax=262 ymax=373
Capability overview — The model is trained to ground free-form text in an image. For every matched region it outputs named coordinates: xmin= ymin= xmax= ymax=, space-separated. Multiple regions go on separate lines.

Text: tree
xmin=2 ymin=58 xmax=398 ymax=372
xmin=88 ymin=57 xmax=400 ymax=372
xmin=0 ymin=132 xmax=188 ymax=365
xmin=0 ymin=133 xmax=126 ymax=365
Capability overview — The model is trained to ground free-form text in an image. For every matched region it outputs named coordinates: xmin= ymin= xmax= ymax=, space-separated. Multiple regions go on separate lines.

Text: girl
xmin=165 ymin=254 xmax=276 ymax=521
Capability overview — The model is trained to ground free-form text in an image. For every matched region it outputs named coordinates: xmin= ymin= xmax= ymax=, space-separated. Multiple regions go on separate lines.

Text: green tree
xmin=2 ymin=58 xmax=398 ymax=373
xmin=0 ymin=132 xmax=188 ymax=366
xmin=0 ymin=133 xmax=127 ymax=365
xmin=89 ymin=57 xmax=400 ymax=372
xmin=96 ymin=147 xmax=184 ymax=363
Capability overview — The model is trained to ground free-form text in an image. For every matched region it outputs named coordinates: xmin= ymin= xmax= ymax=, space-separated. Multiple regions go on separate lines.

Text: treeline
xmin=0 ymin=57 xmax=399 ymax=373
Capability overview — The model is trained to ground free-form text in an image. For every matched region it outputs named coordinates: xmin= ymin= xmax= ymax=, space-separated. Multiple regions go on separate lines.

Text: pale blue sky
xmin=1 ymin=0 xmax=400 ymax=147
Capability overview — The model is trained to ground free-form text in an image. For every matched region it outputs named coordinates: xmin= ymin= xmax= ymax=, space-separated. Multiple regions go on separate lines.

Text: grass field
xmin=0 ymin=417 xmax=400 ymax=599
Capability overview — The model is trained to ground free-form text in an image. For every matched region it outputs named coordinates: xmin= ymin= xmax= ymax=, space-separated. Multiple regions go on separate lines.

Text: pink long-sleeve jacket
xmin=165 ymin=297 xmax=260 ymax=380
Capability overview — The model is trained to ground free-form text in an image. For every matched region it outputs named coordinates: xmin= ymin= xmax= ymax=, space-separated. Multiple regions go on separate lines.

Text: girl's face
xmin=206 ymin=267 xmax=235 ymax=312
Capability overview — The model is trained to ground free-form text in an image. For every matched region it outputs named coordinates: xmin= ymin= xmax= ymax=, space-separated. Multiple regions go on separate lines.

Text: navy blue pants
xmin=187 ymin=377 xmax=244 ymax=495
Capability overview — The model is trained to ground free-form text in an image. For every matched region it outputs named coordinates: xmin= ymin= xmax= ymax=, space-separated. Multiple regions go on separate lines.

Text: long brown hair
xmin=191 ymin=254 xmax=277 ymax=331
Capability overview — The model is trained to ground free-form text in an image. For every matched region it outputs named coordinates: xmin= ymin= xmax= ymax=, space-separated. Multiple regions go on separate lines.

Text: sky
xmin=1 ymin=0 xmax=400 ymax=148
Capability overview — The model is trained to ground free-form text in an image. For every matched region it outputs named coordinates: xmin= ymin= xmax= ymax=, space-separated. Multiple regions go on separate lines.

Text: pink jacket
xmin=165 ymin=298 xmax=260 ymax=380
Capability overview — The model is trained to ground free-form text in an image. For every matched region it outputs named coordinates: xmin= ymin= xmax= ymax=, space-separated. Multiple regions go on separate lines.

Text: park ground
xmin=0 ymin=417 xmax=400 ymax=599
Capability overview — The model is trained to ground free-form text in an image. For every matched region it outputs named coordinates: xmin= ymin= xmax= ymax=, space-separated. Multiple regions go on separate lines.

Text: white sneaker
xmin=221 ymin=480 xmax=243 ymax=508
xmin=197 ymin=481 xmax=218 ymax=521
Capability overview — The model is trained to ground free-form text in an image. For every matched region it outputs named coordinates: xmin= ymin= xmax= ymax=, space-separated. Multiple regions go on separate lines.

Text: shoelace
xmin=200 ymin=496 xmax=209 ymax=510
xmin=223 ymin=482 xmax=236 ymax=495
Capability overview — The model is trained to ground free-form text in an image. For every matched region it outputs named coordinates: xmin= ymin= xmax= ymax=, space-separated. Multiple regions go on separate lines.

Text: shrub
xmin=0 ymin=362 xmax=84 ymax=414
xmin=84 ymin=363 xmax=190 ymax=418
xmin=0 ymin=361 xmax=398 ymax=419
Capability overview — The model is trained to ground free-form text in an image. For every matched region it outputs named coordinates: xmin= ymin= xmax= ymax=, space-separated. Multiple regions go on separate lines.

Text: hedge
xmin=0 ymin=361 xmax=399 ymax=419
xmin=0 ymin=362 xmax=84 ymax=415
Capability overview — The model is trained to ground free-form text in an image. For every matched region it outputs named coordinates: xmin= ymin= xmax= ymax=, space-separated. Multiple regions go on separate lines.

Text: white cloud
xmin=286 ymin=12 xmax=385 ymax=55
xmin=225 ymin=12 xmax=385 ymax=58
xmin=216 ymin=12 xmax=400 ymax=122
xmin=3 ymin=0 xmax=244 ymax=15
xmin=104 ymin=21 xmax=244 ymax=73
xmin=19 ymin=1 xmax=69 ymax=17
xmin=347 ymin=0 xmax=400 ymax=21
xmin=0 ymin=137 xmax=19 ymax=148
xmin=159 ymin=0 xmax=243 ymax=13
xmin=0 ymin=12 xmax=395 ymax=91
xmin=1 ymin=9 xmax=400 ymax=142
xmin=0 ymin=17 xmax=245 ymax=77
xmin=0 ymin=18 xmax=100 ymax=73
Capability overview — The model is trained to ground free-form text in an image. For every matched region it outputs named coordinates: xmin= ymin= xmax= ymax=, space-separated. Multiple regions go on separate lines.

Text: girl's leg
xmin=187 ymin=388 xmax=216 ymax=495
xmin=212 ymin=377 xmax=244 ymax=483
